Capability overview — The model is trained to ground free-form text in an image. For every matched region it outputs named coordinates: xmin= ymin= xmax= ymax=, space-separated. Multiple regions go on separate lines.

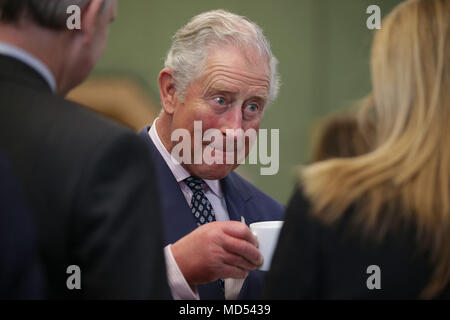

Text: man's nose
xmin=220 ymin=106 xmax=243 ymax=136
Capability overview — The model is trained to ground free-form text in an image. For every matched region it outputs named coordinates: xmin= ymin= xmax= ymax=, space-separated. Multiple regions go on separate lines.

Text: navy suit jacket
xmin=139 ymin=127 xmax=284 ymax=299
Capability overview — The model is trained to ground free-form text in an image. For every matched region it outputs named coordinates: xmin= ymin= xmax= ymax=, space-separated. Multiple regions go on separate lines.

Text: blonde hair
xmin=164 ymin=9 xmax=280 ymax=103
xmin=301 ymin=0 xmax=450 ymax=298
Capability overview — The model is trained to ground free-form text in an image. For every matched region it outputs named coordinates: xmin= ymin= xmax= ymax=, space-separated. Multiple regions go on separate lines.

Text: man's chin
xmin=183 ymin=163 xmax=238 ymax=180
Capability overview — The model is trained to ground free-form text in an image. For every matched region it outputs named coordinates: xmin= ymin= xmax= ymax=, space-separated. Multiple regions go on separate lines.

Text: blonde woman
xmin=265 ymin=0 xmax=450 ymax=299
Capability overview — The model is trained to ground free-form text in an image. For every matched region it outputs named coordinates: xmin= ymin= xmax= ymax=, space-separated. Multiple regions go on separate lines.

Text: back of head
xmin=0 ymin=0 xmax=90 ymax=29
xmin=301 ymin=0 xmax=450 ymax=298
xmin=164 ymin=9 xmax=280 ymax=104
xmin=0 ymin=0 xmax=116 ymax=95
xmin=311 ymin=113 xmax=374 ymax=162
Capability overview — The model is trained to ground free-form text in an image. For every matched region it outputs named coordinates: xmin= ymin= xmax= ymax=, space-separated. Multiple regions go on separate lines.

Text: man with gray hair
xmin=0 ymin=0 xmax=169 ymax=298
xmin=139 ymin=10 xmax=284 ymax=299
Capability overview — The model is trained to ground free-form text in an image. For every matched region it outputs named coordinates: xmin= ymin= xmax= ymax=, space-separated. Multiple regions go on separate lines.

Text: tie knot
xmin=185 ymin=176 xmax=205 ymax=193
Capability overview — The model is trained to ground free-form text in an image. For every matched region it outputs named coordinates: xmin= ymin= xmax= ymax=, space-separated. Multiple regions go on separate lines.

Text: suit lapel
xmin=139 ymin=127 xmax=197 ymax=245
xmin=220 ymin=172 xmax=257 ymax=224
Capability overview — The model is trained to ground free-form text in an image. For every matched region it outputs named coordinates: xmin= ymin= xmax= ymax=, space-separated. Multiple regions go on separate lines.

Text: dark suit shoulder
xmin=39 ymin=91 xmax=135 ymax=145
xmin=1 ymin=80 xmax=130 ymax=137
xmin=227 ymin=171 xmax=284 ymax=213
xmin=0 ymin=81 xmax=147 ymax=171
xmin=0 ymin=67 xmax=169 ymax=299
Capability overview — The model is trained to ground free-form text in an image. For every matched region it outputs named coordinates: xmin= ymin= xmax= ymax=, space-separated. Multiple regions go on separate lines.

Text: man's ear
xmin=79 ymin=0 xmax=105 ymax=41
xmin=158 ymin=68 xmax=178 ymax=115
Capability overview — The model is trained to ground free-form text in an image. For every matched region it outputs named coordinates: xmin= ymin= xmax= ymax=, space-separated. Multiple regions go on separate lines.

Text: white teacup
xmin=249 ymin=221 xmax=284 ymax=271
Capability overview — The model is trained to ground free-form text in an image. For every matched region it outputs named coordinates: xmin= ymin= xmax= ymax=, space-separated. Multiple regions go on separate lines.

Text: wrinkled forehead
xmin=198 ymin=45 xmax=271 ymax=94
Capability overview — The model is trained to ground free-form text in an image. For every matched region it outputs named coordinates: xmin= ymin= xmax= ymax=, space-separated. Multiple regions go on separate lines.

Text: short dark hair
xmin=311 ymin=113 xmax=375 ymax=162
xmin=0 ymin=0 xmax=91 ymax=30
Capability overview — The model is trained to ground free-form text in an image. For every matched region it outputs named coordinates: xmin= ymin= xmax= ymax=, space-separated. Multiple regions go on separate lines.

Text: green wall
xmin=93 ymin=0 xmax=402 ymax=205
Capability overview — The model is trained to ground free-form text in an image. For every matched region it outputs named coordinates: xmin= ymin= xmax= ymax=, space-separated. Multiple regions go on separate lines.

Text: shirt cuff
xmin=164 ymin=244 xmax=200 ymax=300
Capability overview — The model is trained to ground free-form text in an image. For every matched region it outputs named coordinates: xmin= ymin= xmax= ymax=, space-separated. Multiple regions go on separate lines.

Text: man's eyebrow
xmin=250 ymin=91 xmax=269 ymax=99
xmin=251 ymin=94 xmax=268 ymax=102
xmin=203 ymin=83 xmax=239 ymax=96
xmin=203 ymin=84 xmax=269 ymax=102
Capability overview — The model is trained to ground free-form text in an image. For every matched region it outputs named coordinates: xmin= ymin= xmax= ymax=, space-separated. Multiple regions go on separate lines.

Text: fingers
xmin=222 ymin=247 xmax=260 ymax=271
xmin=221 ymin=220 xmax=259 ymax=247
xmin=219 ymin=222 xmax=263 ymax=268
xmin=172 ymin=221 xmax=263 ymax=286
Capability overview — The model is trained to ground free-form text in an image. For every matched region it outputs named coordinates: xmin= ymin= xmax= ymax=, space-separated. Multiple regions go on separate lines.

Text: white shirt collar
xmin=148 ymin=118 xmax=223 ymax=198
xmin=0 ymin=41 xmax=56 ymax=92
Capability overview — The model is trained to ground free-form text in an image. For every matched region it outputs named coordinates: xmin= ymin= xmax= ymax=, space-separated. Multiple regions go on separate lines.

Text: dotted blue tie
xmin=184 ymin=176 xmax=216 ymax=227
xmin=184 ymin=176 xmax=224 ymax=293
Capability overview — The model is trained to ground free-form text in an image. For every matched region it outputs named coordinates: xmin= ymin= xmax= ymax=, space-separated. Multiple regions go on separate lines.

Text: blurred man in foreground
xmin=0 ymin=0 xmax=169 ymax=298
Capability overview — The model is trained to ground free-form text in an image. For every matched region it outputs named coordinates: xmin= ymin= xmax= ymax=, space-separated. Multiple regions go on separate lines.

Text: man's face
xmin=169 ymin=45 xmax=271 ymax=180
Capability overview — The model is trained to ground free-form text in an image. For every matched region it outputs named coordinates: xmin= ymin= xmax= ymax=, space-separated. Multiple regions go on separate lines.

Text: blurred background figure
xmin=68 ymin=77 xmax=159 ymax=131
xmin=265 ymin=0 xmax=450 ymax=299
xmin=0 ymin=153 xmax=43 ymax=299
xmin=0 ymin=0 xmax=169 ymax=298
xmin=310 ymin=111 xmax=374 ymax=162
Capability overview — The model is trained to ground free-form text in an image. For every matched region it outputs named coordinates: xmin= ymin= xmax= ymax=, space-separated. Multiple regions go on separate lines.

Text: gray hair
xmin=0 ymin=0 xmax=109 ymax=30
xmin=164 ymin=9 xmax=280 ymax=104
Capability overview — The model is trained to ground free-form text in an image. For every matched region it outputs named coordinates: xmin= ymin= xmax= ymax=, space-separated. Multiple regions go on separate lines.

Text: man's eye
xmin=246 ymin=103 xmax=259 ymax=112
xmin=214 ymin=97 xmax=226 ymax=105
